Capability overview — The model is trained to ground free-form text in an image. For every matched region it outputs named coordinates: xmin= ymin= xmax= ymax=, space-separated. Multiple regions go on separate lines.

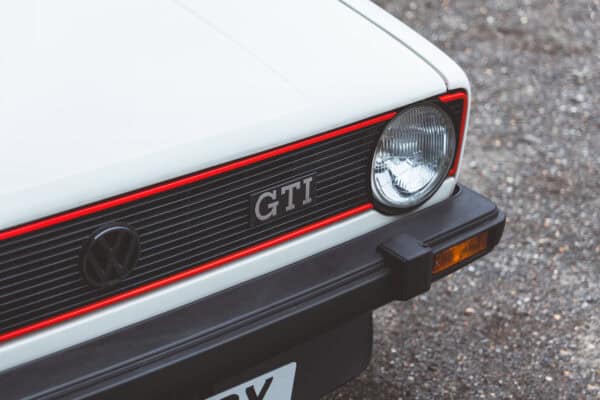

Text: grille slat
xmin=0 ymin=257 xmax=78 ymax=289
xmin=0 ymin=122 xmax=385 ymax=335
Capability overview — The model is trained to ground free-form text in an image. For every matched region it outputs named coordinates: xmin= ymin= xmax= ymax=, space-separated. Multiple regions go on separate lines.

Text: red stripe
xmin=0 ymin=113 xmax=394 ymax=342
xmin=0 ymin=112 xmax=396 ymax=241
xmin=439 ymin=91 xmax=468 ymax=176
xmin=0 ymin=203 xmax=372 ymax=343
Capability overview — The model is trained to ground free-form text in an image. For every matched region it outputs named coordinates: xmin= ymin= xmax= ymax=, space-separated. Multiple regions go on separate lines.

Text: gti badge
xmin=250 ymin=175 xmax=315 ymax=226
xmin=80 ymin=223 xmax=140 ymax=288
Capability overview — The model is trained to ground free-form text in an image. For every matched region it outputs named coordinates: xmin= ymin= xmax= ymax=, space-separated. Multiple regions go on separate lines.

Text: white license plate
xmin=206 ymin=362 xmax=296 ymax=400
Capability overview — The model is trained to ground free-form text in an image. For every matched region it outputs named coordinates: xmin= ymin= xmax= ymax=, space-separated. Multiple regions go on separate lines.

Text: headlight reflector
xmin=371 ymin=104 xmax=456 ymax=209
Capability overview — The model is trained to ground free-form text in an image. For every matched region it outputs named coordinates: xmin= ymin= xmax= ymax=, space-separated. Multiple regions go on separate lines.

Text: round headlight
xmin=371 ymin=103 xmax=456 ymax=209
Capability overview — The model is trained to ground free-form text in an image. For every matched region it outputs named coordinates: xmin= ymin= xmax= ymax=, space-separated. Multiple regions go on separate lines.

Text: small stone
xmin=545 ymin=376 xmax=553 ymax=382
xmin=586 ymin=343 xmax=596 ymax=350
xmin=559 ymin=349 xmax=571 ymax=356
xmin=464 ymin=307 xmax=476 ymax=316
xmin=553 ymin=314 xmax=562 ymax=321
xmin=523 ymin=134 xmax=541 ymax=144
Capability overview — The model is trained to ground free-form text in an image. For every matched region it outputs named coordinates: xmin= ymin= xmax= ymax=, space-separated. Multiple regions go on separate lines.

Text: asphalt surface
xmin=326 ymin=0 xmax=600 ymax=399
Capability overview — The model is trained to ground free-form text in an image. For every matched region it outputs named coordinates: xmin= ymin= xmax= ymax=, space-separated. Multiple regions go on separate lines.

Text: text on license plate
xmin=206 ymin=362 xmax=296 ymax=400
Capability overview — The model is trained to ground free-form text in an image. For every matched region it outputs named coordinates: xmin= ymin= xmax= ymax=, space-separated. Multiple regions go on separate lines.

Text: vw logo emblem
xmin=80 ymin=223 xmax=140 ymax=288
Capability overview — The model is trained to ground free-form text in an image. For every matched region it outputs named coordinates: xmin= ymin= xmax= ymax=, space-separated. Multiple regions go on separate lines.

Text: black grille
xmin=0 ymin=122 xmax=386 ymax=336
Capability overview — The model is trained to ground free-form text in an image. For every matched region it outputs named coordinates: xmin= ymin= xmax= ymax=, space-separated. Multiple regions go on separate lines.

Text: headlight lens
xmin=371 ymin=103 xmax=456 ymax=209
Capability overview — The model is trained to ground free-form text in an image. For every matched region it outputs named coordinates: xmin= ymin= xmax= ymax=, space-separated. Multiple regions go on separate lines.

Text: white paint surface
xmin=0 ymin=0 xmax=469 ymax=370
xmin=0 ymin=0 xmax=446 ymax=229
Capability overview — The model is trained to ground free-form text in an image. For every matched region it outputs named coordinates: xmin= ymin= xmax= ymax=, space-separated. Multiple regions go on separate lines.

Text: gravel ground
xmin=326 ymin=0 xmax=600 ymax=399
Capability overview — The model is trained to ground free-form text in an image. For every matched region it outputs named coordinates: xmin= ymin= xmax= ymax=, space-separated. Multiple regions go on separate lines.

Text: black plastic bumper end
xmin=379 ymin=234 xmax=434 ymax=300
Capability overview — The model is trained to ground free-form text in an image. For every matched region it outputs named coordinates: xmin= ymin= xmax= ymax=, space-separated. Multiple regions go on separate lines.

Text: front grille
xmin=0 ymin=120 xmax=387 ymax=337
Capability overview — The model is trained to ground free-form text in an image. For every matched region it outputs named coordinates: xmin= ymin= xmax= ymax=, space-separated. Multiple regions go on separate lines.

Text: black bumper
xmin=0 ymin=186 xmax=505 ymax=400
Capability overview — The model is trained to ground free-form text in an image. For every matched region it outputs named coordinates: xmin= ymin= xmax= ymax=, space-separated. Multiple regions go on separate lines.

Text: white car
xmin=0 ymin=1 xmax=505 ymax=399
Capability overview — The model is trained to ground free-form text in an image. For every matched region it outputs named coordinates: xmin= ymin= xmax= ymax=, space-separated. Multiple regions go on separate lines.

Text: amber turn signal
xmin=433 ymin=232 xmax=489 ymax=275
